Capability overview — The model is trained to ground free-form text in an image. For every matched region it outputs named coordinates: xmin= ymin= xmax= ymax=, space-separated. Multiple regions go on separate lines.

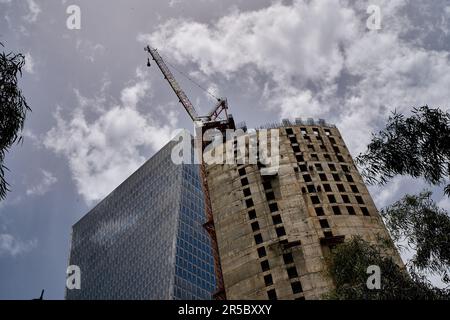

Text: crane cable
xmin=150 ymin=49 xmax=221 ymax=102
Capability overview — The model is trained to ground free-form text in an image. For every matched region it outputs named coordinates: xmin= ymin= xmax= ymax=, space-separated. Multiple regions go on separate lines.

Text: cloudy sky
xmin=0 ymin=0 xmax=449 ymax=299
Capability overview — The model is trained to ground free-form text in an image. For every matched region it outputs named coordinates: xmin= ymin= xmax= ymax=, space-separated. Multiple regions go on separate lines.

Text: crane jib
xmin=146 ymin=46 xmax=199 ymax=121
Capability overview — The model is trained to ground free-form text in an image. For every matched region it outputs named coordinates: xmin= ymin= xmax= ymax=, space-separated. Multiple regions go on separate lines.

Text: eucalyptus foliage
xmin=325 ymin=237 xmax=449 ymax=300
xmin=381 ymin=191 xmax=450 ymax=284
xmin=0 ymin=42 xmax=30 ymax=200
xmin=356 ymin=106 xmax=450 ymax=195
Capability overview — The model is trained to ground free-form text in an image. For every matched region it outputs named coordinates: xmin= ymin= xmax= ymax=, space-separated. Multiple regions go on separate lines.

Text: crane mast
xmin=145 ymin=45 xmax=233 ymax=300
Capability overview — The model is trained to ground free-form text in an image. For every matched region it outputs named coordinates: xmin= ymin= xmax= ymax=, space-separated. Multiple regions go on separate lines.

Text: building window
xmin=266 ymin=191 xmax=275 ymax=201
xmin=346 ymin=174 xmax=354 ymax=182
xmin=325 ymin=129 xmax=331 ymax=136
xmin=324 ymin=154 xmax=332 ymax=161
xmin=313 ymin=128 xmax=319 ymax=135
xmin=329 ymin=137 xmax=336 ymax=145
xmin=269 ymin=203 xmax=279 ymax=213
xmin=291 ymin=281 xmax=303 ymax=294
xmin=254 ymin=233 xmax=263 ymax=245
xmin=287 ymin=267 xmax=299 ymax=279
xmin=337 ymin=184 xmax=346 ymax=192
xmin=290 ymin=137 xmax=298 ymax=144
xmin=241 ymin=177 xmax=249 ymax=186
xmin=311 ymin=196 xmax=320 ymax=204
xmin=347 ymin=206 xmax=356 ymax=215
xmin=258 ymin=247 xmax=267 ymax=258
xmin=286 ymin=128 xmax=294 ymax=135
xmin=264 ymin=274 xmax=274 ymax=286
xmin=300 ymin=128 xmax=307 ymax=135
xmin=333 ymin=146 xmax=340 ymax=154
xmin=299 ymin=164 xmax=308 ymax=172
xmin=238 ymin=168 xmax=246 ymax=176
xmin=324 ymin=231 xmax=333 ymax=238
xmin=272 ymin=214 xmax=282 ymax=225
xmin=350 ymin=185 xmax=359 ymax=193
xmin=337 ymin=155 xmax=345 ymax=162
xmin=292 ymin=145 xmax=301 ymax=153
xmin=296 ymin=154 xmax=304 ymax=162
xmin=267 ymin=289 xmax=277 ymax=300
xmin=342 ymin=195 xmax=350 ymax=203
xmin=283 ymin=253 xmax=294 ymax=264
xmin=263 ymin=181 xmax=272 ymax=191
xmin=251 ymin=221 xmax=260 ymax=232
xmin=248 ymin=209 xmax=257 ymax=220
xmin=361 ymin=207 xmax=370 ymax=216
xmin=315 ymin=207 xmax=325 ymax=216
xmin=319 ymin=173 xmax=327 ymax=182
xmin=307 ymin=185 xmax=316 ymax=193
xmin=356 ymin=196 xmax=365 ymax=205
xmin=332 ymin=173 xmax=341 ymax=181
xmin=341 ymin=165 xmax=350 ymax=172
xmin=328 ymin=163 xmax=337 ymax=171
xmin=315 ymin=163 xmax=323 ymax=171
xmin=323 ymin=184 xmax=332 ymax=192
xmin=327 ymin=195 xmax=337 ymax=203
xmin=243 ymin=188 xmax=251 ymax=197
xmin=311 ymin=154 xmax=319 ymax=161
xmin=261 ymin=260 xmax=270 ymax=272
xmin=303 ymin=174 xmax=312 ymax=182
xmin=319 ymin=219 xmax=330 ymax=229
xmin=246 ymin=198 xmax=254 ymax=208
xmin=276 ymin=227 xmax=286 ymax=237
xmin=332 ymin=206 xmax=341 ymax=215
xmin=308 ymin=145 xmax=315 ymax=152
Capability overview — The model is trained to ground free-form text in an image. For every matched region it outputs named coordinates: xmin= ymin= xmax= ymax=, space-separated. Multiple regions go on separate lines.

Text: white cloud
xmin=44 ymin=72 xmax=178 ymax=205
xmin=75 ymin=40 xmax=106 ymax=63
xmin=23 ymin=0 xmax=41 ymax=23
xmin=139 ymin=0 xmax=357 ymax=84
xmin=0 ymin=234 xmax=37 ymax=257
xmin=141 ymin=0 xmax=450 ymax=156
xmin=120 ymin=81 xmax=151 ymax=109
xmin=370 ymin=177 xmax=404 ymax=209
xmin=26 ymin=170 xmax=57 ymax=196
xmin=23 ymin=52 xmax=35 ymax=74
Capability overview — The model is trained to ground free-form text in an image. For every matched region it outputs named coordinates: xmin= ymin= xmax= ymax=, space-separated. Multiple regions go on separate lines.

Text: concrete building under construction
xmin=205 ymin=119 xmax=403 ymax=300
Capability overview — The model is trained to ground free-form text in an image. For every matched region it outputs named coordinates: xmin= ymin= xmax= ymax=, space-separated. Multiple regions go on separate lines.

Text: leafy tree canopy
xmin=356 ymin=106 xmax=450 ymax=196
xmin=325 ymin=237 xmax=449 ymax=300
xmin=0 ymin=42 xmax=30 ymax=201
xmin=381 ymin=191 xmax=450 ymax=284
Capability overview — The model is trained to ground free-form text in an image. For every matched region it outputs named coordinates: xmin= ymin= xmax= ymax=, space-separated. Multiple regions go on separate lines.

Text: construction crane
xmin=145 ymin=45 xmax=235 ymax=300
xmin=145 ymin=46 xmax=235 ymax=131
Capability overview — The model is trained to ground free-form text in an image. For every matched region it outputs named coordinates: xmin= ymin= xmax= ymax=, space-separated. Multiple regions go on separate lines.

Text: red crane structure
xmin=145 ymin=46 xmax=236 ymax=300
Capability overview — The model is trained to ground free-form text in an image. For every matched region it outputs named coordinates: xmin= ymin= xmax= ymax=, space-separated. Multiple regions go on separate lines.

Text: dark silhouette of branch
xmin=356 ymin=106 xmax=450 ymax=195
xmin=0 ymin=42 xmax=31 ymax=200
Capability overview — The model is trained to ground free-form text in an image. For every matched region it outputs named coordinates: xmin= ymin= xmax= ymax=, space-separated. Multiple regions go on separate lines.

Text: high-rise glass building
xmin=66 ymin=140 xmax=216 ymax=300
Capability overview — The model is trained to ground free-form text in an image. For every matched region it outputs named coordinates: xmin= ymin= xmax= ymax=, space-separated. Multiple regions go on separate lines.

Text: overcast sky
xmin=0 ymin=0 xmax=449 ymax=299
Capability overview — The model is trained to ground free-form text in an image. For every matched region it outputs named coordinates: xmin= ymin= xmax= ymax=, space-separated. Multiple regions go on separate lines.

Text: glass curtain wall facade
xmin=66 ymin=140 xmax=215 ymax=300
